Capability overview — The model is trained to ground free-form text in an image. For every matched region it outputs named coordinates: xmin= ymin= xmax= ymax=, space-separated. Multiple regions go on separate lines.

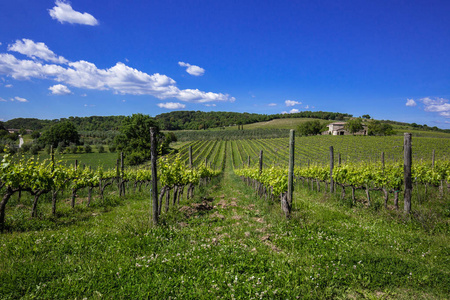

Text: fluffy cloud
xmin=49 ymin=0 xmax=99 ymax=26
xmin=178 ymin=62 xmax=205 ymax=76
xmin=5 ymin=84 xmax=12 ymax=88
xmin=8 ymin=39 xmax=68 ymax=64
xmin=290 ymin=108 xmax=300 ymax=113
xmin=13 ymin=96 xmax=28 ymax=102
xmin=421 ymin=97 xmax=450 ymax=117
xmin=0 ymin=39 xmax=234 ymax=103
xmin=285 ymin=100 xmax=301 ymax=107
xmin=49 ymin=84 xmax=72 ymax=95
xmin=0 ymin=97 xmax=6 ymax=102
xmin=406 ymin=98 xmax=417 ymax=107
xmin=157 ymin=102 xmax=186 ymax=109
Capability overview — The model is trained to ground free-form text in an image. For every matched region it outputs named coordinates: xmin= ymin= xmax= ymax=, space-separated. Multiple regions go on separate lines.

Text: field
xmin=1 ymin=134 xmax=450 ymax=299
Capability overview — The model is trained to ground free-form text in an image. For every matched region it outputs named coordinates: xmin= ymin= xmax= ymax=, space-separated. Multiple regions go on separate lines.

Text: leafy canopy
xmin=40 ymin=122 xmax=80 ymax=147
xmin=114 ymin=114 xmax=163 ymax=165
xmin=297 ymin=120 xmax=324 ymax=136
xmin=344 ymin=118 xmax=364 ymax=135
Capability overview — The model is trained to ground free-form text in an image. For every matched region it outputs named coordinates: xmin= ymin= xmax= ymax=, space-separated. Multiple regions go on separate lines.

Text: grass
xmin=1 ymin=152 xmax=449 ymax=299
xmin=37 ymin=151 xmax=119 ymax=169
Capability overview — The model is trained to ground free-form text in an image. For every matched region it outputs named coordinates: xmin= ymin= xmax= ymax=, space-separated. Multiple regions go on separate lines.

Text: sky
xmin=1 ymin=0 xmax=450 ymax=128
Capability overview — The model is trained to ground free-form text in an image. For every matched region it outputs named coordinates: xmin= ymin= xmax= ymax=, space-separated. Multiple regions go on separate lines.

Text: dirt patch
xmin=265 ymin=241 xmax=281 ymax=252
xmin=210 ymin=211 xmax=225 ymax=220
xmin=179 ymin=200 xmax=213 ymax=217
xmin=217 ymin=233 xmax=230 ymax=240
xmin=229 ymin=201 xmax=238 ymax=207
xmin=216 ymin=199 xmax=228 ymax=209
xmin=260 ymin=234 xmax=271 ymax=242
xmin=253 ymin=217 xmax=265 ymax=224
xmin=231 ymin=215 xmax=242 ymax=220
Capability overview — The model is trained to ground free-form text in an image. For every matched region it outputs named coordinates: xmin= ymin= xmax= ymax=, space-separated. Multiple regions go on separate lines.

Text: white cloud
xmin=5 ymin=84 xmax=12 ymax=88
xmin=49 ymin=0 xmax=99 ymax=26
xmin=178 ymin=61 xmax=205 ymax=76
xmin=0 ymin=97 xmax=6 ymax=102
xmin=204 ymin=104 xmax=216 ymax=107
xmin=81 ymin=93 xmax=87 ymax=97
xmin=49 ymin=84 xmax=72 ymax=95
xmin=268 ymin=103 xmax=277 ymax=106
xmin=420 ymin=97 xmax=450 ymax=117
xmin=157 ymin=102 xmax=186 ymax=109
xmin=406 ymin=98 xmax=417 ymax=107
xmin=285 ymin=100 xmax=301 ymax=107
xmin=0 ymin=39 xmax=234 ymax=103
xmin=13 ymin=96 xmax=28 ymax=102
xmin=290 ymin=108 xmax=300 ymax=113
xmin=8 ymin=39 xmax=68 ymax=64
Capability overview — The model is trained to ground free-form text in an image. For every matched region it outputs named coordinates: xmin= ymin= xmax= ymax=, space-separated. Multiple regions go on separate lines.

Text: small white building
xmin=326 ymin=122 xmax=367 ymax=136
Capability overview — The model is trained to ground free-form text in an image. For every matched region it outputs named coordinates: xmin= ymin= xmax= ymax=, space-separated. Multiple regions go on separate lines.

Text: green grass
xmin=1 ymin=150 xmax=449 ymax=299
xmin=37 ymin=151 xmax=119 ymax=169
xmin=232 ymin=118 xmax=332 ymax=130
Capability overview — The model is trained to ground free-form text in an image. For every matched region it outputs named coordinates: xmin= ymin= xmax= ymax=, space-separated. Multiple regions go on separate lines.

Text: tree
xmin=297 ymin=120 xmax=323 ymax=136
xmin=362 ymin=114 xmax=371 ymax=119
xmin=344 ymin=118 xmax=364 ymax=135
xmin=114 ymin=114 xmax=164 ymax=165
xmin=40 ymin=122 xmax=80 ymax=147
xmin=367 ymin=120 xmax=395 ymax=136
xmin=31 ymin=130 xmax=41 ymax=139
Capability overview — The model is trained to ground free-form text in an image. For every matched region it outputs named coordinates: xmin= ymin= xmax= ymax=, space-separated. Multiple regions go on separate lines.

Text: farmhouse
xmin=325 ymin=122 xmax=367 ymax=135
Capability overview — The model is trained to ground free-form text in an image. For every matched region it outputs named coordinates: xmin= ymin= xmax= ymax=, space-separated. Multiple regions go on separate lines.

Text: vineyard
xmin=1 ymin=134 xmax=450 ymax=298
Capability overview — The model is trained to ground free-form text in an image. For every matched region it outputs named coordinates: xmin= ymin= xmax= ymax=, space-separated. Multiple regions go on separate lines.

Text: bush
xmin=84 ymin=144 xmax=92 ymax=153
xmin=97 ymin=145 xmax=105 ymax=153
xmin=69 ymin=144 xmax=78 ymax=154
xmin=20 ymin=143 xmax=32 ymax=153
xmin=109 ymin=145 xmax=116 ymax=153
xmin=30 ymin=144 xmax=41 ymax=155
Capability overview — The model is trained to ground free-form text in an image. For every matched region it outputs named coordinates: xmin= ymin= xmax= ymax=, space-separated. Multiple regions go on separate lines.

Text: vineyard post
xmin=403 ymin=133 xmax=412 ymax=214
xmin=287 ymin=129 xmax=295 ymax=211
xmin=247 ymin=155 xmax=250 ymax=167
xmin=150 ymin=127 xmax=159 ymax=225
xmin=330 ymin=146 xmax=334 ymax=193
xmin=259 ymin=150 xmax=263 ymax=175
xmin=338 ymin=153 xmax=341 ymax=167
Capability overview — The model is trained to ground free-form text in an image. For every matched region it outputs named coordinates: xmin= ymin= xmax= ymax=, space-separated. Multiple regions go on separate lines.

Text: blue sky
xmin=1 ymin=0 xmax=450 ymax=128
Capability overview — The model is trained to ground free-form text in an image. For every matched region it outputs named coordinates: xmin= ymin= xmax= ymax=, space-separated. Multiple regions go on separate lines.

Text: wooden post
xmin=247 ymin=155 xmax=250 ymax=168
xmin=259 ymin=150 xmax=263 ymax=175
xmin=287 ymin=130 xmax=294 ymax=209
xmin=403 ymin=133 xmax=412 ymax=214
xmin=338 ymin=153 xmax=341 ymax=167
xmin=330 ymin=146 xmax=334 ymax=193
xmin=189 ymin=145 xmax=193 ymax=168
xmin=150 ymin=127 xmax=159 ymax=225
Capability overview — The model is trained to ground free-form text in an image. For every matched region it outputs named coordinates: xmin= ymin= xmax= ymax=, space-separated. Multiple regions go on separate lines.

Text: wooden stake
xmin=403 ymin=133 xmax=412 ymax=214
xmin=150 ymin=127 xmax=159 ymax=225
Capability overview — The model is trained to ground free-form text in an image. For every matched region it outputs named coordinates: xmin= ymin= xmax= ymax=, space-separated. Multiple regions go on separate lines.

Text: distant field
xmin=232 ymin=118 xmax=332 ymax=130
xmin=38 ymin=152 xmax=119 ymax=169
